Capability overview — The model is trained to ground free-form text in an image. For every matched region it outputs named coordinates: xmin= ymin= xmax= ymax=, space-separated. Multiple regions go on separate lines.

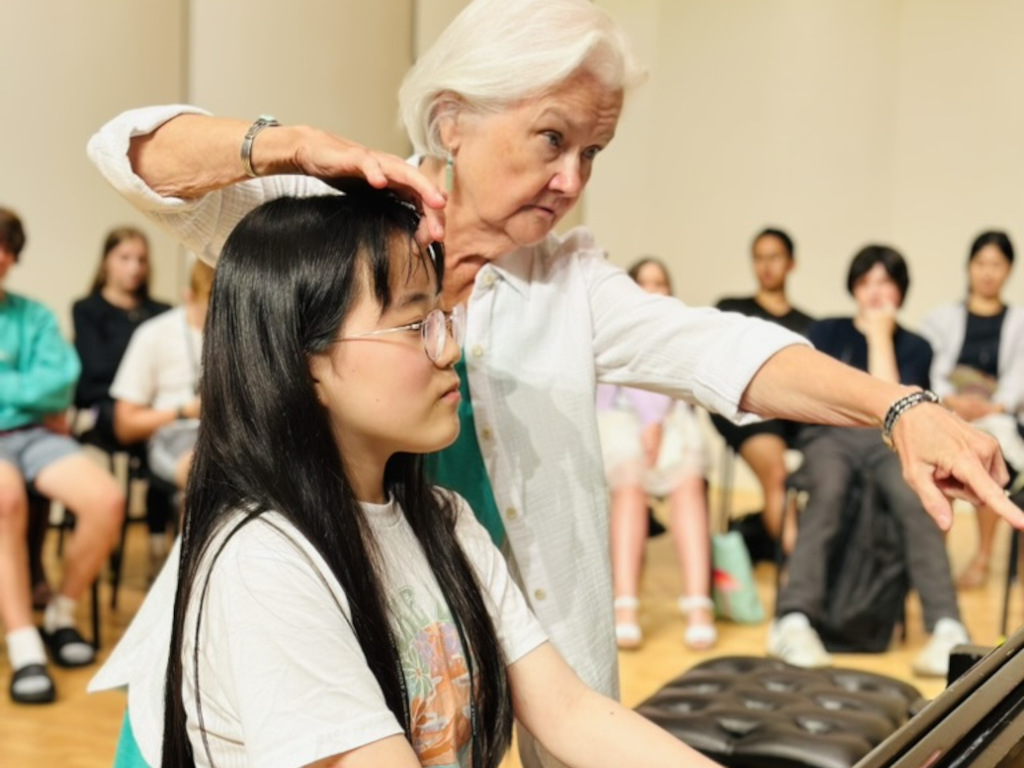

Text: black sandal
xmin=10 ymin=663 xmax=56 ymax=704
xmin=42 ymin=627 xmax=95 ymax=668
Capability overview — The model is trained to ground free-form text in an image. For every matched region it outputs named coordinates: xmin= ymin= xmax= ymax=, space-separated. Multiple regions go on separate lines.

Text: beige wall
xmin=4 ymin=1 xmax=1022 ymax=425
xmin=2 ymin=1 xmax=188 ymax=332
xmin=589 ymin=0 xmax=1024 ymax=325
xmin=189 ymin=0 xmax=412 ymax=152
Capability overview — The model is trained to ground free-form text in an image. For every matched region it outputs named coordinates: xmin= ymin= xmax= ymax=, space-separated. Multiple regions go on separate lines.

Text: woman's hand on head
xmin=292 ymin=128 xmax=447 ymax=245
xmin=891 ymin=402 xmax=1024 ymax=531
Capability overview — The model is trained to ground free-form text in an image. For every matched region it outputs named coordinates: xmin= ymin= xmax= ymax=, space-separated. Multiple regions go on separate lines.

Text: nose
xmin=435 ymin=323 xmax=462 ymax=368
xmin=549 ymin=156 xmax=583 ymax=197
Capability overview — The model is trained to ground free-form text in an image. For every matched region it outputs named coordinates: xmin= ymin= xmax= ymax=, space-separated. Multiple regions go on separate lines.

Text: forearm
xmin=866 ymin=333 xmax=901 ymax=384
xmin=740 ymin=345 xmax=910 ymax=429
xmin=0 ymin=371 xmax=75 ymax=413
xmin=129 ymin=114 xmax=309 ymax=199
xmin=521 ymin=684 xmax=720 ymax=768
xmin=113 ymin=401 xmax=178 ymax=445
xmin=511 ymin=644 xmax=721 ymax=768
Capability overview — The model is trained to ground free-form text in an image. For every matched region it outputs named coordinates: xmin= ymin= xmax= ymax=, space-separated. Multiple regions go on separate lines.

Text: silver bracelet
xmin=881 ymin=389 xmax=940 ymax=450
xmin=240 ymin=115 xmax=279 ymax=178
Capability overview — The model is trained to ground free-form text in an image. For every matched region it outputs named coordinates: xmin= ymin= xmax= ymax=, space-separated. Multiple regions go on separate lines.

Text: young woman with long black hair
xmin=90 ymin=186 xmax=722 ymax=768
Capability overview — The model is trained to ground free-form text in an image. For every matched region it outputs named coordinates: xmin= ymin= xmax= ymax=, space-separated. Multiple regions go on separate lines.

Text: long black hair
xmin=162 ymin=186 xmax=512 ymax=767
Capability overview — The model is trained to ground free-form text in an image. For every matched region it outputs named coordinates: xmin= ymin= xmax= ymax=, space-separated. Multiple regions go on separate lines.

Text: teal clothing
xmin=113 ymin=710 xmax=150 ymax=768
xmin=424 ymin=358 xmax=506 ymax=547
xmin=0 ymin=292 xmax=80 ymax=430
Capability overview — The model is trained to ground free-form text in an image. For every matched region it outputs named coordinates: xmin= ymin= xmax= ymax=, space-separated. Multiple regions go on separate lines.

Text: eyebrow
xmin=394 ymin=291 xmax=433 ymax=311
xmin=541 ymin=107 xmax=617 ymax=145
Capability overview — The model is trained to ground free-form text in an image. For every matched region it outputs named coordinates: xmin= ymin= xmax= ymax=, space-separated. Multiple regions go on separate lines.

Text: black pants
xmin=776 ymin=426 xmax=960 ymax=632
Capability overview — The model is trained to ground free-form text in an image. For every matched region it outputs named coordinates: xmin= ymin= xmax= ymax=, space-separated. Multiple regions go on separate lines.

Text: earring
xmin=444 ymin=148 xmax=454 ymax=194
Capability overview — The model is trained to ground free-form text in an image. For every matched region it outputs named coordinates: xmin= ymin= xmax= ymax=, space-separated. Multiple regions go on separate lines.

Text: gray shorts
xmin=0 ymin=427 xmax=81 ymax=483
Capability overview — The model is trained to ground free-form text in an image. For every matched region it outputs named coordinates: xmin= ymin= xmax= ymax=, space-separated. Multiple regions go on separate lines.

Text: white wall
xmin=2 ymin=1 xmax=188 ymax=331
xmin=189 ymin=0 xmax=413 ymax=152
xmin=589 ymin=0 xmax=1024 ymax=325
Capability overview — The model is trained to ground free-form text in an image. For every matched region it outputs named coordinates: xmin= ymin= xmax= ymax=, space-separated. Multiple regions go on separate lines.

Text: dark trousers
xmin=777 ymin=426 xmax=960 ymax=632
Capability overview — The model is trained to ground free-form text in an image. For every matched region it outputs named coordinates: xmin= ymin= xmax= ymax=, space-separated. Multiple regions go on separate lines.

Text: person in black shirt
xmin=769 ymin=245 xmax=966 ymax=678
xmin=712 ymin=228 xmax=813 ymax=551
xmin=72 ymin=226 xmax=171 ymax=445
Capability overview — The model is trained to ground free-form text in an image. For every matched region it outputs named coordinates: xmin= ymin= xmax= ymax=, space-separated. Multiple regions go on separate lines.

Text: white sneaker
xmin=912 ymin=618 xmax=969 ymax=678
xmin=767 ymin=613 xmax=833 ymax=668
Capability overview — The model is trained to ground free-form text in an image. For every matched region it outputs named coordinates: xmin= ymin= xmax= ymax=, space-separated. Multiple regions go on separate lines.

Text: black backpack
xmin=818 ymin=475 xmax=909 ymax=653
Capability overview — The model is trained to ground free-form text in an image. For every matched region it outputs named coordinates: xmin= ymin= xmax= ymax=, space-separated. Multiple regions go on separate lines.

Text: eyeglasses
xmin=335 ymin=305 xmax=466 ymax=362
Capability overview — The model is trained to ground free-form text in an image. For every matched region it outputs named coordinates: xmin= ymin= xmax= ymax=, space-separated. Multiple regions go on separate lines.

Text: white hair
xmin=398 ymin=0 xmax=644 ymax=158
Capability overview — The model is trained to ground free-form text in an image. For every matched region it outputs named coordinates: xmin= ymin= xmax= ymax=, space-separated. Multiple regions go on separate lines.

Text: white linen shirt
xmin=89 ymin=105 xmax=808 ymax=701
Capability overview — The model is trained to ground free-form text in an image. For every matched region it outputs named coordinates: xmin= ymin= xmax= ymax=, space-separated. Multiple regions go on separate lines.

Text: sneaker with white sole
xmin=912 ymin=617 xmax=969 ymax=678
xmin=767 ymin=612 xmax=833 ymax=668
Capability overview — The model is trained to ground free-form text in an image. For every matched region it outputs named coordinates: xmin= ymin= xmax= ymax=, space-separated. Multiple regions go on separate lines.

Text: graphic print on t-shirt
xmin=391 ymin=585 xmax=473 ymax=767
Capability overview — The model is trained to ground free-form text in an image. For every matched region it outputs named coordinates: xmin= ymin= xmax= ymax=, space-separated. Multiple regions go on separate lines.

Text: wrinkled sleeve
xmin=581 ymin=244 xmax=808 ymax=424
xmin=87 ymin=105 xmax=336 ymax=265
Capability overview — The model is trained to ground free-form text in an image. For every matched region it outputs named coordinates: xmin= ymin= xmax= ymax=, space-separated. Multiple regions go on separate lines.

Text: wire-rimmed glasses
xmin=336 ymin=304 xmax=465 ymax=362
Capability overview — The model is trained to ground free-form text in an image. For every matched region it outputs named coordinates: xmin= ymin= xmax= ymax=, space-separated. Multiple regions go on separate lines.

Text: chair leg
xmin=1002 ymin=528 xmax=1020 ymax=638
xmin=91 ymin=578 xmax=101 ymax=650
xmin=26 ymin=493 xmax=51 ymax=609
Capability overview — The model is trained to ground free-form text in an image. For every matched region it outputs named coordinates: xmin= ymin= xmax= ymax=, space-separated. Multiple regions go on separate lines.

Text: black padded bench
xmin=637 ymin=656 xmax=923 ymax=768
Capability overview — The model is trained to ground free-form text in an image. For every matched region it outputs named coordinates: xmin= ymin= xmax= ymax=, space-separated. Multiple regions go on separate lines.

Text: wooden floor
xmin=1 ymin=492 xmax=1020 ymax=768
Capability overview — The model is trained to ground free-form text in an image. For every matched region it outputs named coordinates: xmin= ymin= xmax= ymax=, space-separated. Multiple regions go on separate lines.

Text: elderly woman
xmin=89 ymin=0 xmax=1019 ymax=765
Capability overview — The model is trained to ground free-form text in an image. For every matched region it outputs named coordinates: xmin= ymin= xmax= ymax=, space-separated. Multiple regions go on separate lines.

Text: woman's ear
xmin=435 ymin=93 xmax=464 ymax=153
xmin=308 ymin=355 xmax=331 ymax=408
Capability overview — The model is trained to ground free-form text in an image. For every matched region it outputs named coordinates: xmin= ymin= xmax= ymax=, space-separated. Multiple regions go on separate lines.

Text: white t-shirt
xmin=110 ymin=306 xmax=201 ymax=411
xmin=90 ymin=491 xmax=547 ymax=768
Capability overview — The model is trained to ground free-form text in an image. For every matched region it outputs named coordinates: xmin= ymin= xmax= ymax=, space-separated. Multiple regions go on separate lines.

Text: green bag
xmin=711 ymin=530 xmax=765 ymax=624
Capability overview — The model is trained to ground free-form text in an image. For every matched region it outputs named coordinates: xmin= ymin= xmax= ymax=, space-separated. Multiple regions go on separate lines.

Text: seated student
xmin=711 ymin=228 xmax=814 ymax=551
xmin=73 ymin=227 xmax=174 ymax=578
xmin=919 ymin=231 xmax=1024 ymax=590
xmin=0 ymin=207 xmax=124 ymax=704
xmin=89 ymin=188 xmax=723 ymax=768
xmin=769 ymin=244 xmax=968 ymax=678
xmin=73 ymin=226 xmax=171 ymax=445
xmin=110 ymin=258 xmax=212 ymax=499
xmin=598 ymin=257 xmax=715 ymax=651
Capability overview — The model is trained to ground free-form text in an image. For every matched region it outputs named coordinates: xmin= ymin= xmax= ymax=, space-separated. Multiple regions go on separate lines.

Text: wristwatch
xmin=240 ymin=114 xmax=280 ymax=178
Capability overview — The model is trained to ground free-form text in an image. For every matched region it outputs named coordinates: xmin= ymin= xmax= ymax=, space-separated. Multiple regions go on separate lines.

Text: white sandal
xmin=614 ymin=596 xmax=643 ymax=650
xmin=679 ymin=595 xmax=718 ymax=650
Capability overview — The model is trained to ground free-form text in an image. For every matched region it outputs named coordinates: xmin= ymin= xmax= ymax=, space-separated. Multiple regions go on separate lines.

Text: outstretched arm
xmin=510 ymin=642 xmax=723 ymax=768
xmin=741 ymin=344 xmax=1021 ymax=531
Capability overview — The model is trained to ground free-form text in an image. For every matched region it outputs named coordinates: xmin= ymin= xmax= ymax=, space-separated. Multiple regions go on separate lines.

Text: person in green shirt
xmin=0 ymin=207 xmax=125 ymax=704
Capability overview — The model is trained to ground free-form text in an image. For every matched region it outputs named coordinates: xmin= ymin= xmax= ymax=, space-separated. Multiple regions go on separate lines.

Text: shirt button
xmin=533 ymin=588 xmax=547 ymax=601
xmin=506 ymin=507 xmax=519 ymax=521
xmin=483 ymin=272 xmax=497 ymax=288
xmin=471 ymin=344 xmax=484 ymax=358
xmin=480 ymin=427 xmax=493 ymax=441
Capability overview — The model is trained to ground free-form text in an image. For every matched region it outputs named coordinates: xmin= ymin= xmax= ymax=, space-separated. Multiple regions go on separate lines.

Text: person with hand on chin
xmin=87 ymin=0 xmax=1023 ymax=763
xmin=769 ymin=245 xmax=968 ymax=679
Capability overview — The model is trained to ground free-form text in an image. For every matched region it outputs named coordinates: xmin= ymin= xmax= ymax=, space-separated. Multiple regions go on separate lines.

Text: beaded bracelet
xmin=881 ymin=389 xmax=940 ymax=450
